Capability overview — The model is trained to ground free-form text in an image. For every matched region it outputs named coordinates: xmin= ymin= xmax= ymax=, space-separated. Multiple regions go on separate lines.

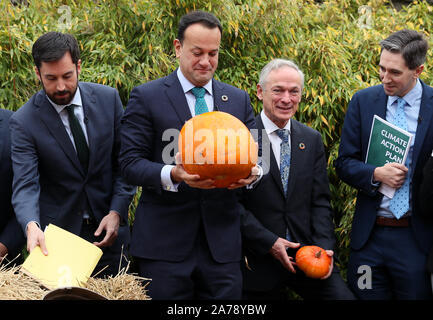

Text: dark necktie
xmin=191 ymin=87 xmax=209 ymax=115
xmin=65 ymin=104 xmax=89 ymax=173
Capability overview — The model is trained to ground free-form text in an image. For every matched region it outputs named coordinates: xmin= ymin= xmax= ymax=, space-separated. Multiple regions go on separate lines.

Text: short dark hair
xmin=380 ymin=29 xmax=428 ymax=70
xmin=32 ymin=32 xmax=80 ymax=68
xmin=177 ymin=10 xmax=222 ymax=43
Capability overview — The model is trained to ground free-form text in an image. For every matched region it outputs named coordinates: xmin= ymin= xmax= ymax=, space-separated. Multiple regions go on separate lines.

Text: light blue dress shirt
xmin=378 ymin=79 xmax=422 ymax=218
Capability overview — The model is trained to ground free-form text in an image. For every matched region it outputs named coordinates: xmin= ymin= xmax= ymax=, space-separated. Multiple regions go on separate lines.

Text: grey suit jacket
xmin=10 ymin=82 xmax=135 ymax=248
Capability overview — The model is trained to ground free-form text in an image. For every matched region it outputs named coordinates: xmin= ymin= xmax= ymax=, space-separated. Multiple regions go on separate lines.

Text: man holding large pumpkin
xmin=119 ymin=11 xmax=259 ymax=299
xmin=241 ymin=59 xmax=354 ymax=299
xmin=336 ymin=29 xmax=433 ymax=299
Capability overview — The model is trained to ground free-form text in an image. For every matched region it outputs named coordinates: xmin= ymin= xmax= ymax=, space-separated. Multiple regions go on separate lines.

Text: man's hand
xmin=0 ymin=242 xmax=8 ymax=262
xmin=26 ymin=221 xmax=48 ymax=255
xmin=171 ymin=152 xmax=216 ymax=189
xmin=227 ymin=165 xmax=261 ymax=189
xmin=228 ymin=141 xmax=260 ymax=189
xmin=269 ymin=237 xmax=300 ymax=273
xmin=320 ymin=250 xmax=334 ymax=280
xmin=373 ymin=162 xmax=408 ymax=189
xmin=93 ymin=210 xmax=120 ymax=248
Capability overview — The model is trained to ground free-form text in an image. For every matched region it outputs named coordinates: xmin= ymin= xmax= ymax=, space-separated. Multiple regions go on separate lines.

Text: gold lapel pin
xmin=221 ymin=95 xmax=228 ymax=102
xmin=299 ymin=142 xmax=306 ymax=150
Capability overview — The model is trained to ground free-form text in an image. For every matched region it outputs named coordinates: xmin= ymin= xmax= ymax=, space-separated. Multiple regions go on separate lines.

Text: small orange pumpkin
xmin=295 ymin=245 xmax=331 ymax=279
xmin=178 ymin=111 xmax=258 ymax=188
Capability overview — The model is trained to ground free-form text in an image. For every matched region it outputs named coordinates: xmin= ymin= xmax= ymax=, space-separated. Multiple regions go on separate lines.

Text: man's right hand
xmin=373 ymin=162 xmax=408 ymax=189
xmin=269 ymin=237 xmax=300 ymax=273
xmin=170 ymin=152 xmax=216 ymax=189
xmin=26 ymin=222 xmax=48 ymax=255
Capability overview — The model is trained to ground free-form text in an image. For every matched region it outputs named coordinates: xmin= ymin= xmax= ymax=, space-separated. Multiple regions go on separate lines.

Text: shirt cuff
xmin=246 ymin=164 xmax=263 ymax=189
xmin=161 ymin=165 xmax=180 ymax=192
xmin=371 ymin=173 xmax=380 ymax=191
xmin=25 ymin=221 xmax=41 ymax=235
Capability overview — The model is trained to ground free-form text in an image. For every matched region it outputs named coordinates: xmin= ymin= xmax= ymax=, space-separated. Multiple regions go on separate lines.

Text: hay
xmin=0 ymin=264 xmax=46 ymax=300
xmin=84 ymin=268 xmax=150 ymax=300
xmin=0 ymin=259 xmax=151 ymax=300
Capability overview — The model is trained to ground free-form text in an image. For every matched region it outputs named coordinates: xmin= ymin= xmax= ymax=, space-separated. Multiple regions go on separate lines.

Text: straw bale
xmin=0 ymin=262 xmax=151 ymax=300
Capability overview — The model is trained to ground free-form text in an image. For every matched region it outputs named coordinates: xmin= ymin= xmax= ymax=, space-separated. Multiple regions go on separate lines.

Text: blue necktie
xmin=191 ymin=87 xmax=209 ymax=116
xmin=389 ymin=98 xmax=410 ymax=219
xmin=276 ymin=129 xmax=290 ymax=196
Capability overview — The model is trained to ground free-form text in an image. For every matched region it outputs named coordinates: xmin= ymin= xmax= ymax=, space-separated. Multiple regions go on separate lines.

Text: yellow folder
xmin=21 ymin=224 xmax=103 ymax=289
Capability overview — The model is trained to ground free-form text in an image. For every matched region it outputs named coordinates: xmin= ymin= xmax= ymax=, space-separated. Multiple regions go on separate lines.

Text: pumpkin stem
xmin=315 ymin=250 xmax=322 ymax=259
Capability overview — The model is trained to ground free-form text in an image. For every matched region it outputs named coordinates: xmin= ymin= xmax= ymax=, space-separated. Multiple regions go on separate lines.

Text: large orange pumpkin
xmin=178 ymin=111 xmax=258 ymax=188
xmin=295 ymin=245 xmax=331 ymax=279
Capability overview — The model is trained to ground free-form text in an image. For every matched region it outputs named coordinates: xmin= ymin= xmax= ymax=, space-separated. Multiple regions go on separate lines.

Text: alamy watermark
xmin=357 ymin=5 xmax=373 ymax=29
xmin=357 ymin=265 xmax=372 ymax=290
xmin=162 ymin=128 xmax=272 ymax=175
xmin=57 ymin=5 xmax=72 ymax=30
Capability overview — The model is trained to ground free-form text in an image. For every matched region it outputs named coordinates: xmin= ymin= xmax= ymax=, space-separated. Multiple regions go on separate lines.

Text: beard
xmin=43 ymin=83 xmax=78 ymax=106
xmin=48 ymin=90 xmax=73 ymax=105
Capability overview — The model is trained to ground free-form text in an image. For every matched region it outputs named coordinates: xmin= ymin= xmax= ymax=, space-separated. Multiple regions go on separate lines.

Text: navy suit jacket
xmin=9 ymin=82 xmax=134 ymax=250
xmin=336 ymin=81 xmax=433 ymax=254
xmin=241 ymin=115 xmax=336 ymax=291
xmin=0 ymin=109 xmax=25 ymax=258
xmin=119 ymin=70 xmax=255 ymax=263
xmin=419 ymin=149 xmax=433 ymax=272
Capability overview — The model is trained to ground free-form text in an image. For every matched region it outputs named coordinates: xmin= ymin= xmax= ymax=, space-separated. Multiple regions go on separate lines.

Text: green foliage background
xmin=2 ymin=0 xmax=433 ymax=275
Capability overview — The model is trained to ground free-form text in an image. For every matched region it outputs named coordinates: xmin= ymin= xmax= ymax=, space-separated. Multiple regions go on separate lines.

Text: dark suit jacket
xmin=336 ymin=81 xmax=433 ymax=255
xmin=419 ymin=153 xmax=433 ymax=272
xmin=119 ymin=70 xmax=255 ymax=263
xmin=241 ymin=115 xmax=336 ymax=291
xmin=9 ymin=82 xmax=134 ymax=251
xmin=0 ymin=109 xmax=25 ymax=258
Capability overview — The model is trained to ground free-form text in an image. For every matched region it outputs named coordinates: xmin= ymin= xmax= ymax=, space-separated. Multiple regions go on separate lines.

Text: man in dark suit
xmin=419 ymin=151 xmax=433 ymax=292
xmin=336 ymin=29 xmax=433 ymax=299
xmin=10 ymin=32 xmax=135 ymax=276
xmin=241 ymin=59 xmax=354 ymax=300
xmin=119 ymin=11 xmax=259 ymax=299
xmin=0 ymin=109 xmax=25 ymax=263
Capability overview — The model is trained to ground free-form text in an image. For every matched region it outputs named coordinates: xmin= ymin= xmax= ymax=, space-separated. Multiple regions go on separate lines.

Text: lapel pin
xmin=299 ymin=142 xmax=306 ymax=150
xmin=221 ymin=95 xmax=228 ymax=102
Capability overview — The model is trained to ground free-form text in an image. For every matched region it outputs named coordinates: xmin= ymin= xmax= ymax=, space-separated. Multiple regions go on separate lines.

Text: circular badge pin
xmin=221 ymin=95 xmax=228 ymax=102
xmin=299 ymin=142 xmax=306 ymax=150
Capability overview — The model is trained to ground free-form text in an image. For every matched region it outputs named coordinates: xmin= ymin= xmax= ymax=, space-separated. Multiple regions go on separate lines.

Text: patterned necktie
xmin=65 ymin=104 xmax=89 ymax=173
xmin=276 ymin=129 xmax=291 ymax=196
xmin=191 ymin=87 xmax=209 ymax=116
xmin=389 ymin=98 xmax=410 ymax=219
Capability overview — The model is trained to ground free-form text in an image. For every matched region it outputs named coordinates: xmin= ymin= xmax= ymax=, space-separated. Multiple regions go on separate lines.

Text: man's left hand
xmin=93 ymin=210 xmax=120 ymax=248
xmin=320 ymin=250 xmax=334 ymax=280
xmin=227 ymin=165 xmax=261 ymax=189
xmin=0 ymin=242 xmax=8 ymax=262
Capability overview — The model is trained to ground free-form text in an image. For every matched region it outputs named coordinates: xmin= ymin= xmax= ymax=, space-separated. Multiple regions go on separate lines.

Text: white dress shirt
xmin=47 ymin=87 xmax=89 ymax=149
xmin=260 ymin=110 xmax=291 ymax=169
xmin=160 ymin=68 xmax=214 ymax=192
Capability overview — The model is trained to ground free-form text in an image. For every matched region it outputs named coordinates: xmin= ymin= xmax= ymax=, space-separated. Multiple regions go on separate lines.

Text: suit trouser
xmin=243 ymin=266 xmax=356 ymax=300
xmin=79 ymin=219 xmax=129 ymax=278
xmin=134 ymin=224 xmax=242 ymax=300
xmin=347 ymin=225 xmax=432 ymax=300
